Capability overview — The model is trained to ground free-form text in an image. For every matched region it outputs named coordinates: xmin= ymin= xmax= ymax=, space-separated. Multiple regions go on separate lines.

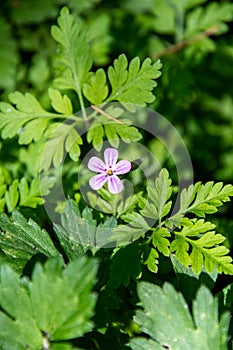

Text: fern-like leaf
xmin=41 ymin=122 xmax=82 ymax=170
xmin=3 ymin=176 xmax=56 ymax=212
xmin=51 ymin=7 xmax=92 ymax=93
xmin=0 ymin=90 xmax=74 ymax=146
xmin=171 ymin=218 xmax=233 ymax=274
xmin=140 ymin=168 xmax=173 ymax=222
xmin=105 ymin=54 xmax=162 ymax=106
xmin=175 ymin=182 xmax=233 ymax=220
xmin=185 ymin=2 xmax=233 ymax=37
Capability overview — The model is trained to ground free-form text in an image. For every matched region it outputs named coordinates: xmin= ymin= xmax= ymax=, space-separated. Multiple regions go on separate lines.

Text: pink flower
xmin=88 ymin=148 xmax=131 ymax=194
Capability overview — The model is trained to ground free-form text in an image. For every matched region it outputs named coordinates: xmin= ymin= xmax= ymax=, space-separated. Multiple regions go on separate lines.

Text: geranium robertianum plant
xmin=0 ymin=3 xmax=232 ymax=349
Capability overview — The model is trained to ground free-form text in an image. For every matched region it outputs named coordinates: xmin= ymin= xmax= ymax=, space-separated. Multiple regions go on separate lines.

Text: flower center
xmin=107 ymin=169 xmax=113 ymax=175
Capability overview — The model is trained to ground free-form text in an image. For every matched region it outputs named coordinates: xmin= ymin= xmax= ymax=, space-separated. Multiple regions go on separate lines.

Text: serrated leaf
xmin=87 ymin=114 xmax=142 ymax=150
xmin=0 ymin=91 xmax=62 ymax=144
xmin=104 ymin=121 xmax=142 ymax=146
xmin=140 ymin=168 xmax=172 ymax=221
xmin=0 ymin=265 xmax=43 ymax=348
xmin=170 ymin=237 xmax=190 ymax=267
xmin=54 ymin=200 xmax=95 ymax=253
xmin=19 ymin=118 xmax=49 ymax=144
xmin=171 ymin=219 xmax=233 ymax=274
xmin=29 ymin=257 xmax=98 ymax=340
xmin=106 ymin=54 xmax=162 ymax=105
xmin=19 ymin=176 xmax=55 ymax=208
xmin=83 ymin=68 xmax=108 ymax=104
xmin=107 ymin=243 xmax=142 ymax=289
xmin=152 ymin=227 xmax=171 ymax=256
xmin=0 ymin=257 xmax=98 ymax=345
xmin=112 ymin=212 xmax=149 ymax=245
xmin=131 ymin=282 xmax=230 ymax=350
xmin=1 ymin=175 xmax=55 ymax=212
xmin=0 ymin=210 xmax=59 ymax=272
xmin=86 ymin=120 xmax=104 ymax=151
xmin=172 ymin=181 xmax=233 ymax=222
xmin=185 ymin=2 xmax=233 ymax=37
xmin=54 ymin=199 xmax=117 ymax=253
xmin=49 ymin=88 xmax=73 ymax=115
xmin=41 ymin=122 xmax=82 ymax=170
xmin=51 ymin=7 xmax=92 ymax=93
xmin=143 ymin=247 xmax=159 ymax=273
xmin=4 ymin=179 xmax=19 ymax=212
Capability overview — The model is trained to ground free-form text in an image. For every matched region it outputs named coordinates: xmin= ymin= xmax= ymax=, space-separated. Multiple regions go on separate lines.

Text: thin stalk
xmin=91 ymin=105 xmax=125 ymax=124
xmin=152 ymin=25 xmax=220 ymax=59
xmin=70 ymin=57 xmax=90 ymax=128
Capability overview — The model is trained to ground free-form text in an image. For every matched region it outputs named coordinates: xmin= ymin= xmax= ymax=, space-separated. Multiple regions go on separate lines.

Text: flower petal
xmin=88 ymin=156 xmax=106 ymax=173
xmin=89 ymin=174 xmax=108 ymax=190
xmin=113 ymin=160 xmax=131 ymax=175
xmin=104 ymin=148 xmax=118 ymax=167
xmin=108 ymin=175 xmax=123 ymax=194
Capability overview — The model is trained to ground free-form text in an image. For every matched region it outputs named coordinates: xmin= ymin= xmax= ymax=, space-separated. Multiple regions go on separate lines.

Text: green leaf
xmin=104 ymin=121 xmax=142 ymax=147
xmin=171 ymin=181 xmax=233 ymax=223
xmin=171 ymin=218 xmax=233 ymax=274
xmin=51 ymin=7 xmax=92 ymax=92
xmin=166 ymin=0 xmax=208 ymax=12
xmin=41 ymin=122 xmax=82 ymax=170
xmin=129 ymin=337 xmax=162 ymax=350
xmin=87 ymin=188 xmax=141 ymax=217
xmin=143 ymin=246 xmax=159 ymax=273
xmin=106 ymin=54 xmax=162 ymax=105
xmin=140 ymin=168 xmax=172 ymax=221
xmin=0 ymin=90 xmax=82 ymax=170
xmin=83 ymin=68 xmax=108 ymax=104
xmin=149 ymin=0 xmax=176 ymax=34
xmin=86 ymin=120 xmax=104 ymax=151
xmin=0 ymin=91 xmax=56 ymax=143
xmin=0 ymin=256 xmax=98 ymax=345
xmin=29 ymin=257 xmax=98 ymax=340
xmin=112 ymin=213 xmax=150 ymax=245
xmin=54 ymin=200 xmax=92 ymax=255
xmin=130 ymin=282 xmax=230 ymax=350
xmin=0 ymin=265 xmax=43 ymax=348
xmin=152 ymin=227 xmax=171 ymax=257
xmin=107 ymin=243 xmax=142 ymax=289
xmin=87 ymin=114 xmax=142 ymax=150
xmin=188 ymin=182 xmax=233 ymax=217
xmin=4 ymin=179 xmax=19 ymax=212
xmin=54 ymin=199 xmax=117 ymax=254
xmin=19 ymin=176 xmax=56 ymax=207
xmin=48 ymin=88 xmax=73 ymax=115
xmin=2 ymin=175 xmax=55 ymax=212
xmin=185 ymin=2 xmax=233 ymax=37
xmin=0 ymin=210 xmax=59 ymax=272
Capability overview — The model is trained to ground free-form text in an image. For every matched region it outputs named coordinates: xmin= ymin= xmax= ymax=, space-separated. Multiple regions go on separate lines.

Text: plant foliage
xmin=0 ymin=2 xmax=232 ymax=349
xmin=130 ymin=282 xmax=230 ymax=349
xmin=0 ymin=256 xmax=97 ymax=348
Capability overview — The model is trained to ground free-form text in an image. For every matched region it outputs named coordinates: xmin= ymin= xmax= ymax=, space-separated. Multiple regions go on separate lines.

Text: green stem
xmin=77 ymin=88 xmax=89 ymax=128
xmin=71 ymin=59 xmax=90 ymax=128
